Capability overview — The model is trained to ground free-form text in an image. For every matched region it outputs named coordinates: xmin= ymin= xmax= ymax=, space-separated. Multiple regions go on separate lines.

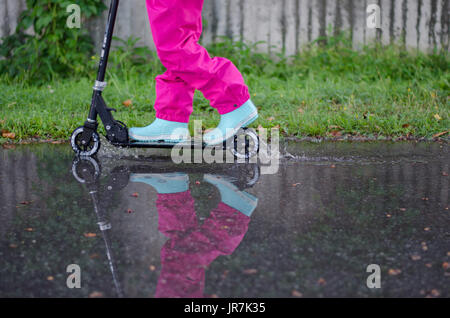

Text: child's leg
xmin=146 ymin=0 xmax=250 ymax=116
xmin=154 ymin=70 xmax=195 ymax=123
xmin=128 ymin=69 xmax=192 ymax=142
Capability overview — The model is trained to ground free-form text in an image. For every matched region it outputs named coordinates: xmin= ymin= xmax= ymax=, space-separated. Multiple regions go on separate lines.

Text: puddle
xmin=0 ymin=141 xmax=448 ymax=297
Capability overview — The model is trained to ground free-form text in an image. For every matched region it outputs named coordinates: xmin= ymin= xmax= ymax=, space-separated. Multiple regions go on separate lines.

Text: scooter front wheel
xmin=71 ymin=126 xmax=101 ymax=157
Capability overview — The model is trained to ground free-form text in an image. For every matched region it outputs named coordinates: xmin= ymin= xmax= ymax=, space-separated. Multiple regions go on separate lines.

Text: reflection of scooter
xmin=69 ymin=0 xmax=259 ymax=160
xmin=72 ymin=157 xmax=124 ymax=297
xmin=72 ymin=156 xmax=260 ymax=297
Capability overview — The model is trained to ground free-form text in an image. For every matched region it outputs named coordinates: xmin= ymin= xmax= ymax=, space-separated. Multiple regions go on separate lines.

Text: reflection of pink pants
xmin=146 ymin=0 xmax=250 ymax=123
xmin=154 ymin=191 xmax=250 ymax=298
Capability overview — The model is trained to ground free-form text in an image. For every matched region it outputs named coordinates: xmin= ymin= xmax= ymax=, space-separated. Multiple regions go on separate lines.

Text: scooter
xmin=70 ymin=0 xmax=259 ymax=159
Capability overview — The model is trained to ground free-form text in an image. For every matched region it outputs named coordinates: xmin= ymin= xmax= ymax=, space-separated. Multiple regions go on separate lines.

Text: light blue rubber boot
xmin=203 ymin=99 xmax=258 ymax=146
xmin=129 ymin=118 xmax=190 ymax=143
xmin=130 ymin=173 xmax=189 ymax=194
xmin=204 ymin=174 xmax=258 ymax=217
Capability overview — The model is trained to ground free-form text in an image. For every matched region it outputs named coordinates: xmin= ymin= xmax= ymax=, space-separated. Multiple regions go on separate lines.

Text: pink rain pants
xmin=146 ymin=0 xmax=250 ymax=123
xmin=154 ymin=191 xmax=250 ymax=298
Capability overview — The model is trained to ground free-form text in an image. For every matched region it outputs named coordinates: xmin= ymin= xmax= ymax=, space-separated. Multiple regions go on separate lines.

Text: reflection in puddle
xmin=73 ymin=156 xmax=259 ymax=298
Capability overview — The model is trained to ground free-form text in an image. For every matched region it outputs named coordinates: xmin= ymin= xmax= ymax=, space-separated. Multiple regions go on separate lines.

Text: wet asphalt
xmin=0 ymin=141 xmax=448 ymax=297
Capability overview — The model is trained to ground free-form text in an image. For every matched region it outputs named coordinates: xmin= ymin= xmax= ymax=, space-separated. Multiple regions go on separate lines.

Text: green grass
xmin=0 ymin=36 xmax=449 ymax=143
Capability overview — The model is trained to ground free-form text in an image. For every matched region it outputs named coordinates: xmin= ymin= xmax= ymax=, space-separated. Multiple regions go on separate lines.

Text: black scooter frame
xmin=79 ymin=0 xmax=217 ymax=150
xmin=80 ymin=0 xmax=130 ymax=147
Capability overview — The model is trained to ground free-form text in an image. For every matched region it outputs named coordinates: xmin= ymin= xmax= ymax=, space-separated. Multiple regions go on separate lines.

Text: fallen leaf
xmin=425 ymin=263 xmax=432 ymax=268
xmin=318 ymin=277 xmax=326 ymax=285
xmin=430 ymin=289 xmax=441 ymax=297
xmin=402 ymin=123 xmax=410 ymax=128
xmin=25 ymin=228 xmax=33 ymax=232
xmin=411 ymin=255 xmax=421 ymax=261
xmin=292 ymin=290 xmax=303 ymax=297
xmin=122 ymin=100 xmax=133 ymax=107
xmin=83 ymin=233 xmax=97 ymax=238
xmin=433 ymin=131 xmax=449 ymax=138
xmin=388 ymin=269 xmax=402 ymax=276
xmin=89 ymin=254 xmax=100 ymax=259
xmin=442 ymin=262 xmax=449 ymax=270
xmin=131 ymin=192 xmax=139 ymax=198
xmin=434 ymin=114 xmax=442 ymax=121
xmin=243 ymin=269 xmax=258 ymax=275
xmin=47 ymin=276 xmax=54 ymax=281
xmin=2 ymin=132 xmax=15 ymax=139
xmin=89 ymin=291 xmax=104 ymax=298
xmin=330 ymin=130 xmax=342 ymax=137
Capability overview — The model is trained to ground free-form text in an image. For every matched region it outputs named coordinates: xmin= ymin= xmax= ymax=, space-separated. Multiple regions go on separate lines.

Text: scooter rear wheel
xmin=231 ymin=128 xmax=259 ymax=160
xmin=71 ymin=126 xmax=101 ymax=157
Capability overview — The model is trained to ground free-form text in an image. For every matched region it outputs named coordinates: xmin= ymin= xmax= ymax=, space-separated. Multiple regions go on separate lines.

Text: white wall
xmin=1 ymin=0 xmax=449 ymax=54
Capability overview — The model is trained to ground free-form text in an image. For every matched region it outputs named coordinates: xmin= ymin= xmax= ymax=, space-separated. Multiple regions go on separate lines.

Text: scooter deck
xmin=111 ymin=140 xmax=226 ymax=149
